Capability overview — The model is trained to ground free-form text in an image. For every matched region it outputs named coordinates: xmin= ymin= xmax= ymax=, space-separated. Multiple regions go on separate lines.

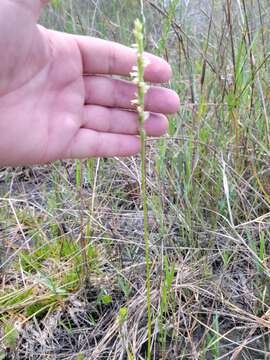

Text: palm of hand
xmin=0 ymin=2 xmax=179 ymax=166
xmin=1 ymin=28 xmax=91 ymax=165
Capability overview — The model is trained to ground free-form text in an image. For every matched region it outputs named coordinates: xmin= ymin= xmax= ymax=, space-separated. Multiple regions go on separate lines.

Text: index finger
xmin=74 ymin=35 xmax=172 ymax=83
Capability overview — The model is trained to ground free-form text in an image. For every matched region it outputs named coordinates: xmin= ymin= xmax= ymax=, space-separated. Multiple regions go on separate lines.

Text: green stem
xmin=133 ymin=19 xmax=151 ymax=359
xmin=140 ymin=127 xmax=151 ymax=359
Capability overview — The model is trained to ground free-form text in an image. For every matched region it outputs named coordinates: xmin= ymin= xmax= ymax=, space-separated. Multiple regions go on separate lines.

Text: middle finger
xmin=84 ymin=76 xmax=179 ymax=114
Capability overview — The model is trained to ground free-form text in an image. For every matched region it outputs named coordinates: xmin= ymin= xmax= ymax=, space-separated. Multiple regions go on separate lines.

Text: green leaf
xmin=51 ymin=0 xmax=61 ymax=9
xmin=119 ymin=307 xmax=128 ymax=320
xmin=101 ymin=294 xmax=112 ymax=305
xmin=3 ymin=322 xmax=19 ymax=349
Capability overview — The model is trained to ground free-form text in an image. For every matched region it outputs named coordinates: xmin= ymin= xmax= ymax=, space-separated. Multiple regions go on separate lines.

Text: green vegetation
xmin=1 ymin=0 xmax=270 ymax=359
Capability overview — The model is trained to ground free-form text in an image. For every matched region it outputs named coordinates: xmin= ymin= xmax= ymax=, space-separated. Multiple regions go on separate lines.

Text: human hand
xmin=0 ymin=0 xmax=179 ymax=166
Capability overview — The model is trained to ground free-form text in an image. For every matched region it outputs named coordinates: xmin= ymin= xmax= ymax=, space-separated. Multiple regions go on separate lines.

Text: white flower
xmin=131 ymin=99 xmax=139 ymax=105
xmin=130 ymin=72 xmax=138 ymax=78
xmin=143 ymin=56 xmax=151 ymax=67
xmin=144 ymin=112 xmax=150 ymax=120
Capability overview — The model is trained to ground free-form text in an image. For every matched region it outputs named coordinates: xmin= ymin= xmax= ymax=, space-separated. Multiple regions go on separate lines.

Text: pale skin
xmin=0 ymin=0 xmax=180 ymax=167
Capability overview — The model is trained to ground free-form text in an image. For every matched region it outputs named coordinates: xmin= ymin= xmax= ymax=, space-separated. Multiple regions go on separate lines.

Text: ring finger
xmin=82 ymin=105 xmax=168 ymax=136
